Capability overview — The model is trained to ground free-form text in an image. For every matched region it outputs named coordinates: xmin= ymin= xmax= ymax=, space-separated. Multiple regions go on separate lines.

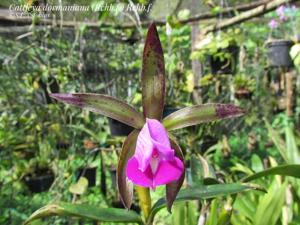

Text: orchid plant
xmin=25 ymin=24 xmax=258 ymax=225
xmin=268 ymin=5 xmax=298 ymax=40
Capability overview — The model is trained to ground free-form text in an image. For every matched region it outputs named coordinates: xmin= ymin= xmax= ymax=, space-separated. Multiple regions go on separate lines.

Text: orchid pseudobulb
xmin=126 ymin=119 xmax=184 ymax=188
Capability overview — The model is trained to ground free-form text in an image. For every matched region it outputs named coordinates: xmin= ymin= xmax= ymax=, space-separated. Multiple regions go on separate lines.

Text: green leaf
xmin=190 ymin=155 xmax=205 ymax=185
xmin=166 ymin=137 xmax=185 ymax=212
xmin=217 ymin=207 xmax=232 ymax=225
xmin=242 ymin=164 xmax=300 ymax=182
xmin=24 ymin=202 xmax=143 ymax=225
xmin=233 ymin=192 xmax=256 ymax=223
xmin=50 ymin=93 xmax=145 ymax=129
xmin=190 ymin=154 xmax=216 ymax=186
xmin=67 ymin=124 xmax=99 ymax=141
xmin=264 ymin=119 xmax=288 ymax=162
xmin=251 ymin=154 xmax=264 ymax=173
xmin=69 ymin=177 xmax=88 ymax=195
xmin=171 ymin=202 xmax=186 ymax=225
xmin=117 ymin=129 xmax=139 ymax=209
xmin=163 ymin=104 xmax=244 ymax=131
xmin=290 ymin=43 xmax=300 ymax=65
xmin=231 ymin=163 xmax=254 ymax=176
xmin=206 ymin=199 xmax=219 ymax=225
xmin=141 ymin=23 xmax=166 ymax=120
xmin=171 ymin=201 xmax=198 ymax=225
xmin=265 ymin=119 xmax=300 ymax=164
xmin=186 ymin=201 xmax=198 ymax=225
xmin=284 ymin=125 xmax=300 ymax=164
xmin=253 ymin=181 xmax=287 ymax=225
xmin=147 ymin=183 xmax=263 ymax=224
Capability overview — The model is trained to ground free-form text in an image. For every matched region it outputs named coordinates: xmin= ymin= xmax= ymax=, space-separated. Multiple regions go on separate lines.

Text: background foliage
xmin=1 ymin=0 xmax=300 ymax=224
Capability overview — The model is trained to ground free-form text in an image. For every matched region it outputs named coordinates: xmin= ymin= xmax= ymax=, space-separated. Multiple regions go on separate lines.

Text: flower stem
xmin=136 ymin=186 xmax=151 ymax=221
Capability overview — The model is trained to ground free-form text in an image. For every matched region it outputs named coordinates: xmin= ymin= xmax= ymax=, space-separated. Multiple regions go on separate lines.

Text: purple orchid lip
xmin=126 ymin=118 xmax=184 ymax=188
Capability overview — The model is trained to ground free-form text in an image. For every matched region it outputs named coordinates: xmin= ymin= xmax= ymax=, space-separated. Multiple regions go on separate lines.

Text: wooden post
xmin=191 ymin=22 xmax=203 ymax=104
xmin=285 ymin=70 xmax=295 ymax=117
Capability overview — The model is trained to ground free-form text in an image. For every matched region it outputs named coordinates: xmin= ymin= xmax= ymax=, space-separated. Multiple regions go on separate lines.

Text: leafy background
xmin=1 ymin=0 xmax=300 ymax=224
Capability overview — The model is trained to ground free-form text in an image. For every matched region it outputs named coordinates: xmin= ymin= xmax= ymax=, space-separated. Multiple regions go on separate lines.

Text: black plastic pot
xmin=24 ymin=169 xmax=55 ymax=193
xmin=266 ymin=40 xmax=294 ymax=67
xmin=234 ymin=89 xmax=253 ymax=100
xmin=209 ymin=45 xmax=239 ymax=75
xmin=108 ymin=119 xmax=134 ymax=136
xmin=76 ymin=167 xmax=97 ymax=187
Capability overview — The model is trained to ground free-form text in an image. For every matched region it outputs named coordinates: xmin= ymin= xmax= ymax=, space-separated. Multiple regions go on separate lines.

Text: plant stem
xmin=136 ymin=186 xmax=151 ymax=222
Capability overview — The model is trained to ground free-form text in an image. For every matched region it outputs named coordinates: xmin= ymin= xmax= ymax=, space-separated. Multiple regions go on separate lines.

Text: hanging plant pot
xmin=108 ymin=119 xmax=134 ymax=136
xmin=209 ymin=45 xmax=239 ymax=75
xmin=24 ymin=169 xmax=55 ymax=193
xmin=76 ymin=167 xmax=97 ymax=187
xmin=234 ymin=89 xmax=253 ymax=100
xmin=266 ymin=40 xmax=294 ymax=67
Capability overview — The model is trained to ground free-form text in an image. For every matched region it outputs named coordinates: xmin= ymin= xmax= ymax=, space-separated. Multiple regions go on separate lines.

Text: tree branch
xmin=201 ymin=0 xmax=299 ymax=36
xmin=179 ymin=0 xmax=271 ymax=24
xmin=0 ymin=0 xmax=275 ymax=29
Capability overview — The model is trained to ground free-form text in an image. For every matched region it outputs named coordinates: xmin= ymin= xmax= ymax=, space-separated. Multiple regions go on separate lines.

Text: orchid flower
xmin=268 ymin=19 xmax=279 ymax=29
xmin=49 ymin=23 xmax=244 ymax=214
xmin=126 ymin=118 xmax=184 ymax=189
xmin=276 ymin=5 xmax=287 ymax=21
